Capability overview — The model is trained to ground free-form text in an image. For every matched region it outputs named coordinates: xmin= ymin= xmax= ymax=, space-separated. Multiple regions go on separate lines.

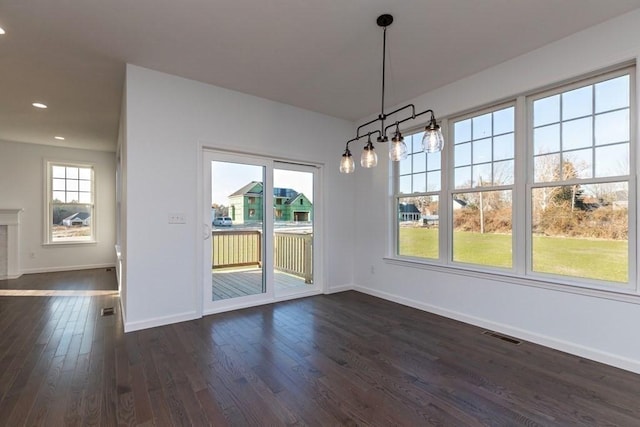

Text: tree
xmin=212 ymin=203 xmax=229 ymax=217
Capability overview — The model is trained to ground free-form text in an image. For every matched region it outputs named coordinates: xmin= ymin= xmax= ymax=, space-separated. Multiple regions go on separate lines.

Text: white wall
xmin=116 ymin=80 xmax=128 ymax=319
xmin=123 ymin=65 xmax=354 ymax=331
xmin=0 ymin=139 xmax=116 ymax=273
xmin=353 ymin=9 xmax=640 ymax=373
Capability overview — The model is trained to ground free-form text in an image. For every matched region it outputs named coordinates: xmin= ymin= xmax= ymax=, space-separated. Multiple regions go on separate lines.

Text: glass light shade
xmin=361 ymin=144 xmax=378 ymax=168
xmin=422 ymin=125 xmax=445 ymax=153
xmin=389 ymin=137 xmax=408 ymax=161
xmin=339 ymin=152 xmax=355 ymax=173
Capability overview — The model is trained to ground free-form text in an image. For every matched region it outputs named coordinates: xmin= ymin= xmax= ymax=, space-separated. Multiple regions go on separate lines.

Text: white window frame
xmin=388 ymin=65 xmax=637 ymax=297
xmin=392 ymin=127 xmax=445 ymax=263
xmin=448 ymin=101 xmax=517 ymax=271
xmin=44 ymin=160 xmax=97 ymax=245
xmin=525 ymin=67 xmax=636 ymax=290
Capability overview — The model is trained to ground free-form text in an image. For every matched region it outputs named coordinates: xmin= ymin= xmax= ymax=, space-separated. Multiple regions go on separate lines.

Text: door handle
xmin=203 ymin=223 xmax=211 ymax=240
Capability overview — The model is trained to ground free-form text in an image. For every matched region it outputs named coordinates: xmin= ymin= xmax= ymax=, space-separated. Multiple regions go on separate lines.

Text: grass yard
xmin=398 ymin=228 xmax=439 ymax=259
xmin=398 ymin=227 xmax=627 ymax=283
xmin=532 ymin=235 xmax=627 ymax=283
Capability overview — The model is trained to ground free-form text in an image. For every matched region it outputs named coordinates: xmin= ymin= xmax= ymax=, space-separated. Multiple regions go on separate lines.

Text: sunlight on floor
xmin=0 ymin=289 xmax=119 ymax=297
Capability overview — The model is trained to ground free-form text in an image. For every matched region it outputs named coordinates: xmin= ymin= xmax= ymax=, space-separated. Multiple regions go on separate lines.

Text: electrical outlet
xmin=168 ymin=213 xmax=186 ymax=224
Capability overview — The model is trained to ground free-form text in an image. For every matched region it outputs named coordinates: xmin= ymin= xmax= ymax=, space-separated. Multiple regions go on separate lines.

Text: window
xmin=395 ymin=131 xmax=441 ymax=260
xmin=47 ymin=162 xmax=95 ymax=243
xmin=452 ymin=105 xmax=515 ymax=268
xmin=530 ymin=73 xmax=630 ymax=283
xmin=392 ymin=66 xmax=634 ymax=291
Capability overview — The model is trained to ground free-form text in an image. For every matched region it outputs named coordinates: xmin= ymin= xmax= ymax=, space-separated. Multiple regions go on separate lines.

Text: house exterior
xmin=228 ymin=181 xmax=313 ymax=224
xmin=61 ymin=212 xmax=91 ymax=226
xmin=228 ymin=181 xmax=265 ymax=224
xmin=398 ymin=203 xmax=420 ymax=221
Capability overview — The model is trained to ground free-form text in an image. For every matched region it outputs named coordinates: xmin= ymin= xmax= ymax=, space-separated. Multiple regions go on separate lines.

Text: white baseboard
xmin=354 ymin=285 xmax=640 ymax=375
xmin=124 ymin=310 xmax=199 ymax=333
xmin=21 ymin=263 xmax=116 ymax=275
xmin=0 ymin=273 xmax=22 ymax=280
xmin=324 ymin=283 xmax=354 ymax=294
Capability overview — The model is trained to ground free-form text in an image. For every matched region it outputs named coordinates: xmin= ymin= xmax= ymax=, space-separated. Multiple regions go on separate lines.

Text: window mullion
xmin=514 ymin=96 xmax=528 ymax=276
xmin=440 ymin=118 xmax=450 ymax=264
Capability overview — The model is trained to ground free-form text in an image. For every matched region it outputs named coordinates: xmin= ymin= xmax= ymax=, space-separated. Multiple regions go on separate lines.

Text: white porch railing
xmin=274 ymin=231 xmax=313 ymax=283
xmin=212 ymin=229 xmax=312 ymax=283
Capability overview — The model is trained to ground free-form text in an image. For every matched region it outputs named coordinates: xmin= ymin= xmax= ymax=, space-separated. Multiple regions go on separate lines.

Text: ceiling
xmin=2 ymin=1 xmax=640 ymax=152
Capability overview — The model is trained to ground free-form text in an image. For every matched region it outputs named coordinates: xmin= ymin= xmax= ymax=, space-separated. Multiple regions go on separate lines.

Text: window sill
xmin=383 ymin=256 xmax=640 ymax=305
xmin=43 ymin=240 xmax=98 ymax=247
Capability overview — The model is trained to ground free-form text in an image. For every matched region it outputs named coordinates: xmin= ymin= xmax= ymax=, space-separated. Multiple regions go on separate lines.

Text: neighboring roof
xmin=274 ymin=187 xmax=298 ymax=199
xmin=285 ymin=193 xmax=310 ymax=206
xmin=229 ymin=181 xmax=264 ymax=197
xmin=453 ymin=198 xmax=468 ymax=208
xmin=398 ymin=203 xmax=420 ymax=213
xmin=230 ymin=183 xmax=309 ymax=203
xmin=63 ymin=212 xmax=91 ymax=221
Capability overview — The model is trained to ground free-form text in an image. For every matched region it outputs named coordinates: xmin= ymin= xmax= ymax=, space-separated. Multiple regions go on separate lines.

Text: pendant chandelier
xmin=339 ymin=14 xmax=445 ymax=174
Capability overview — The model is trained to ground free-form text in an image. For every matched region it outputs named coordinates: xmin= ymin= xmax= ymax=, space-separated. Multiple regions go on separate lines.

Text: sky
xmin=211 ymin=161 xmax=313 ymax=205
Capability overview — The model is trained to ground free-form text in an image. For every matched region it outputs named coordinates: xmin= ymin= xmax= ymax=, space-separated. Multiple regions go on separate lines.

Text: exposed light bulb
xmin=340 ymin=150 xmax=355 ymax=174
xmin=389 ymin=127 xmax=407 ymax=161
xmin=361 ymin=140 xmax=378 ymax=168
xmin=32 ymin=102 xmax=48 ymax=109
xmin=422 ymin=122 xmax=444 ymax=153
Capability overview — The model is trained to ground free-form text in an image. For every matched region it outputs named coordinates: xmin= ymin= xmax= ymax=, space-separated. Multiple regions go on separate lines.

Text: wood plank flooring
xmin=1 ymin=269 xmax=640 ymax=425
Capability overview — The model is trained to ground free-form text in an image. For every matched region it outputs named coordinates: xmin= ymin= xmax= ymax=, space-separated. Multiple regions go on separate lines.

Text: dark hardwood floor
xmin=1 ymin=269 xmax=639 ymax=426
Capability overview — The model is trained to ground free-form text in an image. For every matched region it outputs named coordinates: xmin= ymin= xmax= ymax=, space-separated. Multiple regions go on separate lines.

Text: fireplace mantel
xmin=0 ymin=209 xmax=23 ymax=279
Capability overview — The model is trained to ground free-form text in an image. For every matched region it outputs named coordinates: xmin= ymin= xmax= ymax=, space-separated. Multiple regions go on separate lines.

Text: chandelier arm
xmin=347 ymin=129 xmax=382 ymax=147
xmin=355 ymin=116 xmax=384 ymax=139
xmin=385 ymin=103 xmax=416 ymax=120
xmin=383 ymin=108 xmax=436 ymax=135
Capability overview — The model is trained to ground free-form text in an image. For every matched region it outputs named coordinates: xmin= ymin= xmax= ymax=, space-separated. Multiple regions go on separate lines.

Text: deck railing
xmin=274 ymin=231 xmax=313 ymax=283
xmin=212 ymin=229 xmax=313 ymax=283
xmin=212 ymin=229 xmax=262 ymax=269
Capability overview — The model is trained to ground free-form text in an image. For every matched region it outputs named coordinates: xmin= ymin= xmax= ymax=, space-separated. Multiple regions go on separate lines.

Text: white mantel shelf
xmin=0 ymin=209 xmax=24 ymax=225
xmin=0 ymin=209 xmax=23 ymax=279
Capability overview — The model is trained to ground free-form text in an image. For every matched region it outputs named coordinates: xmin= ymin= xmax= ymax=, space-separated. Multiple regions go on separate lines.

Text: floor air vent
xmin=482 ymin=330 xmax=521 ymax=345
xmin=101 ymin=307 xmax=115 ymax=317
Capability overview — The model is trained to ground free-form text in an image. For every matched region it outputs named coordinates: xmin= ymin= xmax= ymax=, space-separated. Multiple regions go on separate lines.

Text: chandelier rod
xmin=380 ymin=24 xmax=387 ymax=137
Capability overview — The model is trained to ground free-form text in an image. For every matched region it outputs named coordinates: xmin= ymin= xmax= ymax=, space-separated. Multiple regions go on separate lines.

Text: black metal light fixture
xmin=339 ymin=14 xmax=445 ymax=174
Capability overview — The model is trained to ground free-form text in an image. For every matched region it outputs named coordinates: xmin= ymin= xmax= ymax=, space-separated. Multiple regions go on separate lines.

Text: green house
xmin=228 ymin=181 xmax=313 ymax=224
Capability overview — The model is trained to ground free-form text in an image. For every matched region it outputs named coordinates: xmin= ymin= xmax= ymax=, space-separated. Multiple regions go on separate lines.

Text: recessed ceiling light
xmin=32 ymin=102 xmax=48 ymax=109
xmin=54 ymin=136 xmax=65 ymax=140
xmin=0 ymin=27 xmax=5 ymax=35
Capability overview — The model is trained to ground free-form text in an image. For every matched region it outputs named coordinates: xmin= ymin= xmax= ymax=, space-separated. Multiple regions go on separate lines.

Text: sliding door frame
xmin=197 ymin=145 xmax=324 ymax=317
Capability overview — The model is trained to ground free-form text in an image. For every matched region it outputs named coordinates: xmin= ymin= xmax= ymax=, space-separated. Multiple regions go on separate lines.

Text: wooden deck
xmin=211 ymin=268 xmax=310 ymax=300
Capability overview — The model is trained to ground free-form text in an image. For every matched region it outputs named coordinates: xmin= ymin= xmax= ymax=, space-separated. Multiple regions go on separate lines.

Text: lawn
xmin=398 ymin=228 xmax=627 ymax=283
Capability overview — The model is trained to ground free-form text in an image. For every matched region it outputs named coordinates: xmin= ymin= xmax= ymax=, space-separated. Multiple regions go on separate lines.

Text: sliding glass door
xmin=203 ymin=152 xmax=272 ymax=312
xmin=203 ymin=152 xmax=321 ymax=314
xmin=273 ymin=163 xmax=316 ymax=296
